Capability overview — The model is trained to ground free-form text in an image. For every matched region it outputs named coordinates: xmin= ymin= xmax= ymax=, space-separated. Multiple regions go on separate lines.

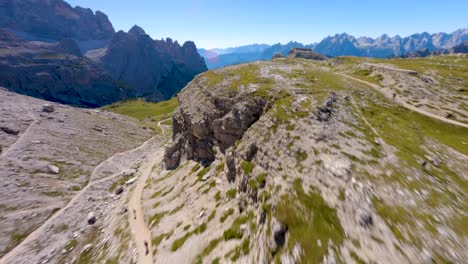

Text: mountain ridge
xmin=0 ymin=0 xmax=208 ymax=107
xmin=199 ymin=28 xmax=468 ymax=69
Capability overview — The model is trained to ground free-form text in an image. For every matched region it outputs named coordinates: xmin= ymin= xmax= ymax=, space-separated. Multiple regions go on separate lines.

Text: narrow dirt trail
xmin=127 ymin=119 xmax=170 ymax=264
xmin=339 ymin=73 xmax=468 ymax=129
xmin=362 ymin=62 xmax=418 ymax=74
xmin=0 ymin=112 xmax=38 ymax=159
xmin=128 ymin=150 xmax=163 ymax=264
xmin=0 ymin=135 xmax=156 ymax=264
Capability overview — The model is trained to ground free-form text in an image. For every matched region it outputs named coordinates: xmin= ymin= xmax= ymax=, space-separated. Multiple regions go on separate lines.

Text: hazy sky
xmin=67 ymin=0 xmax=468 ymax=49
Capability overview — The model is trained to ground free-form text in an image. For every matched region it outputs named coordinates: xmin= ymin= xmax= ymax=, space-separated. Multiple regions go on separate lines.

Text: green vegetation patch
xmin=372 ymin=197 xmax=414 ymax=242
xmin=204 ymin=70 xmax=224 ymax=87
xmin=220 ymin=208 xmax=235 ymax=223
xmin=102 ymin=97 xmax=178 ymax=121
xmin=194 ymin=237 xmax=223 ymax=264
xmin=225 ymin=238 xmax=250 ymax=261
xmin=197 ymin=165 xmax=211 ymax=181
xmin=352 ymin=69 xmax=384 ymax=85
xmin=152 ymin=230 xmax=174 ymax=247
xmin=101 ymin=97 xmax=178 ymax=135
xmin=171 ymin=223 xmax=208 ymax=251
xmin=354 ymin=92 xmax=468 ymax=202
xmin=226 ymin=188 xmax=237 ymax=199
xmin=274 ymin=179 xmax=344 ymax=263
xmin=240 ymin=160 xmax=255 ymax=175
xmin=223 ymin=214 xmax=253 ymax=240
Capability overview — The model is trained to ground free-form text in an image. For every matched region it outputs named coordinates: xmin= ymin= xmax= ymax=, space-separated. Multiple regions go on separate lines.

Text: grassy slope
xmin=101 ymin=98 xmax=178 ymax=134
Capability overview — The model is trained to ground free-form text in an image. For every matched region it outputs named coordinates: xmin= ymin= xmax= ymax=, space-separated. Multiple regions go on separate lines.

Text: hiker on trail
xmin=144 ymin=241 xmax=149 ymax=255
xmin=133 ymin=209 xmax=136 ymax=220
xmin=393 ymin=93 xmax=396 ymax=100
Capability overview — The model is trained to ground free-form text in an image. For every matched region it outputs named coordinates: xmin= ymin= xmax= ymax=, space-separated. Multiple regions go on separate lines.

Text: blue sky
xmin=67 ymin=0 xmax=468 ymax=49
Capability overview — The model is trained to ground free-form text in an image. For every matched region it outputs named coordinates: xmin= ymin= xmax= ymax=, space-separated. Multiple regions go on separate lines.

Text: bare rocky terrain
xmin=0 ymin=87 xmax=157 ymax=263
xmin=0 ymin=54 xmax=467 ymax=264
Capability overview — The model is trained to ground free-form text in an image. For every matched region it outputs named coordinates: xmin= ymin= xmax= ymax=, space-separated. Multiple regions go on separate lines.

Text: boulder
xmin=115 ymin=186 xmax=124 ymax=195
xmin=355 ymin=208 xmax=374 ymax=228
xmin=87 ymin=212 xmax=96 ymax=225
xmin=322 ymin=155 xmax=351 ymax=181
xmin=82 ymin=244 xmax=93 ymax=253
xmin=47 ymin=164 xmax=60 ymax=174
xmin=316 ymin=92 xmax=337 ymax=122
xmin=226 ymin=152 xmax=237 ymax=182
xmin=268 ymin=217 xmax=288 ymax=254
xmin=125 ymin=177 xmax=137 ymax=185
xmin=42 ymin=104 xmax=55 ymax=113
xmin=164 ymin=133 xmax=184 ymax=170
xmin=1 ymin=124 xmax=20 ymax=135
xmin=242 ymin=143 xmax=258 ymax=162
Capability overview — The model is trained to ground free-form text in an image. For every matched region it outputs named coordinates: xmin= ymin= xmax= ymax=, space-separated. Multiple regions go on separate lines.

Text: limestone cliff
xmin=94 ymin=26 xmax=207 ymax=102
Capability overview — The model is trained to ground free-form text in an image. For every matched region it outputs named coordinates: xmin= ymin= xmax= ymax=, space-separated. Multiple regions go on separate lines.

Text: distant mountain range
xmin=0 ymin=0 xmax=207 ymax=106
xmin=199 ymin=29 xmax=468 ymax=69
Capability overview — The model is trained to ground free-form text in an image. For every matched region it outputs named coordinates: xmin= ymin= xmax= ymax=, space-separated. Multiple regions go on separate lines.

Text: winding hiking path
xmin=128 ymin=150 xmax=162 ymax=264
xmin=127 ymin=118 xmax=170 ymax=264
xmin=339 ymin=73 xmax=468 ymax=129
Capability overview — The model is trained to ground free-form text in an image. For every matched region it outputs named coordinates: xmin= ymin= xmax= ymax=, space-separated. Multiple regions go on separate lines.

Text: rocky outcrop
xmin=0 ymin=0 xmax=115 ymax=41
xmin=288 ymin=48 xmax=328 ymax=60
xmin=164 ymin=72 xmax=269 ymax=168
xmin=92 ymin=26 xmax=207 ymax=101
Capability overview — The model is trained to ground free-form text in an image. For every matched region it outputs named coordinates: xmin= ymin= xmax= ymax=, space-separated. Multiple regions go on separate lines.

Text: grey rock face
xmin=164 ymin=133 xmax=184 ymax=170
xmin=0 ymin=0 xmax=115 ymax=41
xmin=316 ymin=92 xmax=337 ymax=122
xmin=0 ymin=32 xmax=131 ymax=107
xmin=242 ymin=143 xmax=258 ymax=162
xmin=212 ymin=98 xmax=266 ymax=150
xmin=225 ymin=152 xmax=237 ymax=182
xmin=95 ymin=29 xmax=207 ymax=102
xmin=166 ymin=75 xmax=268 ymax=168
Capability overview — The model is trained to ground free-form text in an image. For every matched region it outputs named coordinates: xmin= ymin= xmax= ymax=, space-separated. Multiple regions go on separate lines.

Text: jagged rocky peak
xmin=98 ymin=26 xmax=207 ymax=102
xmin=128 ymin=25 xmax=147 ymax=36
